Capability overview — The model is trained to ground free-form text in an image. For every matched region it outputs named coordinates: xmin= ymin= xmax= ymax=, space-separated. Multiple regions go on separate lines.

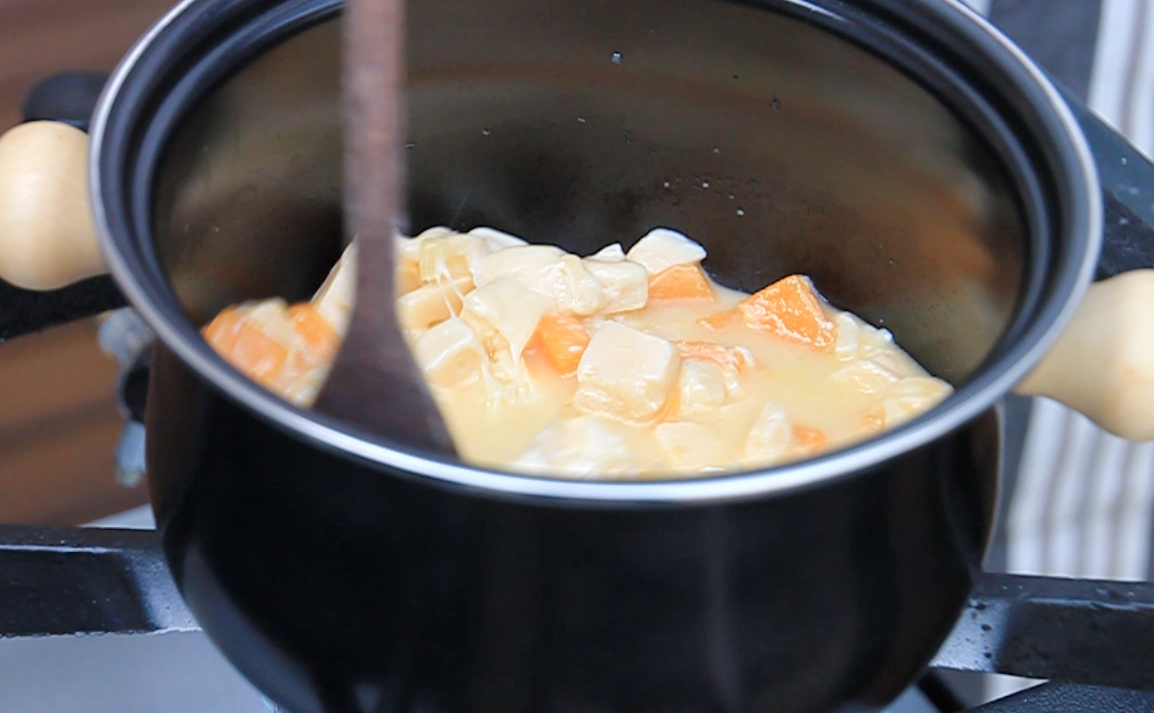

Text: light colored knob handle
xmin=0 ymin=120 xmax=104 ymax=290
xmin=1016 ymin=269 xmax=1154 ymax=440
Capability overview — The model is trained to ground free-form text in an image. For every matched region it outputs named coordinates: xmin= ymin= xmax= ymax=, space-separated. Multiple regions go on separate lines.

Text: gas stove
xmin=2 ymin=504 xmax=1154 ymax=712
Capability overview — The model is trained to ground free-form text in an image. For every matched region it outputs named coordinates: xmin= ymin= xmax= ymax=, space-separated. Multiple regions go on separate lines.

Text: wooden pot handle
xmin=1016 ymin=269 xmax=1154 ymax=440
xmin=2 ymin=119 xmax=1149 ymax=441
xmin=0 ymin=120 xmax=105 ymax=290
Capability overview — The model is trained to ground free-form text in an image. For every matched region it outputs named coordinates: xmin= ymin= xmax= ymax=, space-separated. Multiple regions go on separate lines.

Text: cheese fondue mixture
xmin=203 ymin=227 xmax=951 ymax=478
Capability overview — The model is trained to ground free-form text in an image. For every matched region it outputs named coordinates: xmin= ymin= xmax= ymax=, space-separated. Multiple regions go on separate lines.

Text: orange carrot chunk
xmin=285 ymin=302 xmax=342 ymax=376
xmin=203 ymin=308 xmax=289 ymax=385
xmin=648 ymin=264 xmax=715 ymax=302
xmin=397 ymin=259 xmax=422 ymax=294
xmin=535 ymin=313 xmax=591 ymax=374
xmin=735 ymin=274 xmax=835 ymax=349
xmin=675 ymin=340 xmax=755 ymax=371
xmin=697 ymin=310 xmax=735 ymax=331
xmin=287 ymin=303 xmax=339 ymax=353
xmin=792 ymin=425 xmax=829 ymax=453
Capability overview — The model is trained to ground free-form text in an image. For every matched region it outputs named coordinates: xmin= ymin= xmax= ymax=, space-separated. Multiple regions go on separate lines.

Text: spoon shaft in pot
xmin=312 ymin=0 xmax=457 ymax=456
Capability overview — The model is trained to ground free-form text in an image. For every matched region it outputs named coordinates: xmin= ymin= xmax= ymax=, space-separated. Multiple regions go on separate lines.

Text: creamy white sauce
xmin=204 ymin=227 xmax=952 ymax=479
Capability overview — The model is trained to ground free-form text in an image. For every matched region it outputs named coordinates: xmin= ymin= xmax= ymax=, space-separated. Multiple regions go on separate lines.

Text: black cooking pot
xmin=1 ymin=0 xmax=1153 ymax=711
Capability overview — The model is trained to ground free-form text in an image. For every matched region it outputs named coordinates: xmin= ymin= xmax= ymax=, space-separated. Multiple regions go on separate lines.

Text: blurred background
xmin=0 ymin=0 xmax=172 ymax=525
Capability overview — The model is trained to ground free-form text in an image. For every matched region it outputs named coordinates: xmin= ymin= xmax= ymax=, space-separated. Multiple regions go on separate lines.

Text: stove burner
xmin=0 ymin=525 xmax=194 ymax=638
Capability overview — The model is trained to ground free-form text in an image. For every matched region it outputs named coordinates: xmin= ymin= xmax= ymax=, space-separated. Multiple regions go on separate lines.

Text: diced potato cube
xmin=882 ymin=377 xmax=952 ymax=426
xmin=312 ymin=242 xmax=357 ymax=328
xmin=475 ymin=244 xmax=567 ymax=285
xmin=573 ymin=322 xmax=680 ymax=421
xmin=588 ymin=243 xmax=626 ymax=261
xmin=395 ymin=237 xmax=421 ymax=294
xmin=413 ymin=318 xmax=485 ymax=387
xmin=397 ymin=227 xmax=453 ymax=290
xmin=675 ymin=341 xmax=752 ymax=396
xmin=418 ymin=232 xmax=490 ymax=284
xmin=741 ymin=402 xmax=794 ymax=466
xmin=676 ymin=358 xmax=728 ymax=418
xmin=869 ymin=348 xmax=924 ymax=378
xmin=468 ymin=226 xmax=529 ymax=252
xmin=512 ymin=416 xmax=641 ymax=478
xmin=476 ymin=246 xmax=609 ymax=316
xmin=832 ymin=358 xmax=901 ymax=395
xmin=549 ymin=255 xmax=609 ymax=315
xmin=869 ymin=327 xmax=895 ymax=351
xmin=834 ymin=313 xmax=859 ymax=361
xmin=461 ymin=278 xmax=550 ymax=368
xmin=583 ymin=258 xmax=648 ymax=313
xmin=396 ymin=276 xmax=472 ymax=331
xmin=835 ymin=312 xmax=896 ymax=361
xmin=626 ymin=228 xmax=707 ymax=275
xmin=654 ymin=421 xmax=726 ymax=471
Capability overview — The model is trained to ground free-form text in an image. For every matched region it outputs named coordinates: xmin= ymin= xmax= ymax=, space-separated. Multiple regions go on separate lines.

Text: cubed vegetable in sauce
xmin=534 ymin=313 xmax=591 ymax=375
xmin=648 ymin=264 xmax=715 ymax=303
xmin=396 ymin=276 xmax=472 ymax=331
xmin=204 ymin=226 xmax=952 ymax=478
xmin=573 ymin=322 xmax=680 ymax=422
xmin=460 ymin=278 xmax=550 ymax=384
xmin=740 ymin=275 xmax=836 ymax=348
xmin=626 ymin=228 xmax=707 ymax=274
xmin=414 ymin=318 xmax=486 ymax=388
xmin=583 ymin=258 xmax=648 ymax=313
xmin=675 ymin=358 xmax=728 ymax=418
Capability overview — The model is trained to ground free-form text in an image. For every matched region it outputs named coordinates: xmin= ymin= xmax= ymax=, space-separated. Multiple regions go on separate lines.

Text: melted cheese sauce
xmin=203 ymin=226 xmax=952 ymax=479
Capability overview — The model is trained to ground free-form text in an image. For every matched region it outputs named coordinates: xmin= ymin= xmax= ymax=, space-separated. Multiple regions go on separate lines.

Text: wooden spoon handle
xmin=343 ymin=0 xmax=405 ymax=261
xmin=313 ymin=0 xmax=455 ymax=455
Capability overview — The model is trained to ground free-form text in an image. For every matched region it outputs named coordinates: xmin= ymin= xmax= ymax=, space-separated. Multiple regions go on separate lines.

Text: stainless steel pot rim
xmin=89 ymin=0 xmax=1102 ymax=504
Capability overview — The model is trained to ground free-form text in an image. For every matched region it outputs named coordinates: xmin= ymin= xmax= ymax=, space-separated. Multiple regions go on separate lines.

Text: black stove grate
xmin=3 ymin=524 xmax=1154 ymax=712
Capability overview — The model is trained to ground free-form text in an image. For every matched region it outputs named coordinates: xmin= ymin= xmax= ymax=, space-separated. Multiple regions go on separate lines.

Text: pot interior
xmin=151 ymin=0 xmax=1031 ymax=393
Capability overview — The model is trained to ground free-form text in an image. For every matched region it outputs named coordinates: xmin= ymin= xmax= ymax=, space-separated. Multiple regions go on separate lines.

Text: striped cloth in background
xmin=959 ymin=0 xmax=1154 ymax=584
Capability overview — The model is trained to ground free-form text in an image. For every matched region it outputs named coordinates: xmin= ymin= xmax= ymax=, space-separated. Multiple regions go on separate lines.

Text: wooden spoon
xmin=312 ymin=0 xmax=457 ymax=456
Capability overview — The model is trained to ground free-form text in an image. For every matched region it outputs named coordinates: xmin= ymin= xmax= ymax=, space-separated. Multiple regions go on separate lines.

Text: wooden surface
xmin=0 ymin=321 xmax=146 ymax=524
xmin=0 ymin=0 xmax=174 ymax=132
xmin=0 ymin=0 xmax=173 ymax=523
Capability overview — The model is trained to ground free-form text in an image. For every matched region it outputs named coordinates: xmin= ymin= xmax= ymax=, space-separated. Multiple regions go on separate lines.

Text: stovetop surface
xmin=0 ymin=629 xmax=954 ymax=713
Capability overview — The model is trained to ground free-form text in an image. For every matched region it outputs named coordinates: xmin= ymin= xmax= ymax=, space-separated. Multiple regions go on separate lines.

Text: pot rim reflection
xmin=89 ymin=0 xmax=1101 ymax=504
